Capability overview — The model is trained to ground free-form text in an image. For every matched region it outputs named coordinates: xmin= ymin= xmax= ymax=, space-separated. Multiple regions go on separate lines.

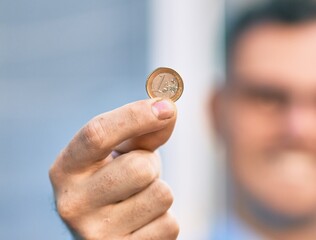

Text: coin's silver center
xmin=151 ymin=73 xmax=179 ymax=98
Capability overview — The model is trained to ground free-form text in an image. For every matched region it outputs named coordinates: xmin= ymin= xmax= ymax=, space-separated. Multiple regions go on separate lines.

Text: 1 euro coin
xmin=146 ymin=67 xmax=184 ymax=102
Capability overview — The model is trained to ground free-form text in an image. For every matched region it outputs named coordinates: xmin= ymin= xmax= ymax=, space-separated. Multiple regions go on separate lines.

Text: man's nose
xmin=283 ymin=103 xmax=316 ymax=147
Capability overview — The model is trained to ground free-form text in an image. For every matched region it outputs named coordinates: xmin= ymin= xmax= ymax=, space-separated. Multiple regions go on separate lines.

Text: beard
xmin=230 ymin=150 xmax=316 ymax=230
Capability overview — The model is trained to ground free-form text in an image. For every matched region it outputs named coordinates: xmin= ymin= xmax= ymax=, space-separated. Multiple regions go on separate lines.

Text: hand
xmin=49 ymin=99 xmax=179 ymax=240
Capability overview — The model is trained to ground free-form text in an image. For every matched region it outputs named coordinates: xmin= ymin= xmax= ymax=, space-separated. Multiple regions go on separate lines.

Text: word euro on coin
xmin=146 ymin=67 xmax=184 ymax=102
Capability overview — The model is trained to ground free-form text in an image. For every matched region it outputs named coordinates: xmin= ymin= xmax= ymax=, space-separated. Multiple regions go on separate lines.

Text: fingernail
xmin=152 ymin=99 xmax=175 ymax=120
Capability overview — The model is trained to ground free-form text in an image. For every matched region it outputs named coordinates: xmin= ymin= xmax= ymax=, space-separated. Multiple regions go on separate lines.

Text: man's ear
xmin=208 ymin=86 xmax=225 ymax=137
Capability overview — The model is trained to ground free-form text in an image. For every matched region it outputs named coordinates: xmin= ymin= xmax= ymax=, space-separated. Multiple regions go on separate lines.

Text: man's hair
xmin=225 ymin=0 xmax=316 ymax=72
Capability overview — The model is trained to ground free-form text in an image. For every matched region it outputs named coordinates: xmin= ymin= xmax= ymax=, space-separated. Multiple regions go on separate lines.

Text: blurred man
xmin=212 ymin=0 xmax=316 ymax=239
xmin=49 ymin=0 xmax=316 ymax=239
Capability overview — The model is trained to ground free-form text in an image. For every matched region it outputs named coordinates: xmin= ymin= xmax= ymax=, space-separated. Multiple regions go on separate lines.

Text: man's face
xmin=220 ymin=21 xmax=316 ymax=217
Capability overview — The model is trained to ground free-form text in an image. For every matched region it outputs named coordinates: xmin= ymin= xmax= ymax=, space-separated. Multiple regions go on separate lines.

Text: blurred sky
xmin=0 ymin=1 xmax=149 ymax=239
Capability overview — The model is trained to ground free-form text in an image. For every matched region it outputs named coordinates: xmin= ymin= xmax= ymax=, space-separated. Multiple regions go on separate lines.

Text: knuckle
xmin=56 ymin=200 xmax=73 ymax=221
xmin=49 ymin=155 xmax=66 ymax=185
xmin=152 ymin=180 xmax=174 ymax=208
xmin=56 ymin=194 xmax=83 ymax=221
xmin=48 ymin=164 xmax=57 ymax=183
xmin=79 ymin=227 xmax=104 ymax=240
xmin=164 ymin=214 xmax=180 ymax=239
xmin=128 ymin=153 xmax=157 ymax=188
xmin=81 ymin=117 xmax=108 ymax=149
xmin=56 ymin=197 xmax=76 ymax=221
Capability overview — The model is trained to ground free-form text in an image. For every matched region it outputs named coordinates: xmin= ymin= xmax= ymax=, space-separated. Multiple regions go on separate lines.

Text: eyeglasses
xmin=225 ymin=81 xmax=316 ymax=117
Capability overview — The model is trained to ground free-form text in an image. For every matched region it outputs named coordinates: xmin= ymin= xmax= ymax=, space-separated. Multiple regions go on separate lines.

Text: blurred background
xmin=0 ymin=0 xmax=248 ymax=239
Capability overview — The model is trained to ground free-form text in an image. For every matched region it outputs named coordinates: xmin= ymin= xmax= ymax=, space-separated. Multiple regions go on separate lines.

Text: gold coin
xmin=146 ymin=67 xmax=184 ymax=102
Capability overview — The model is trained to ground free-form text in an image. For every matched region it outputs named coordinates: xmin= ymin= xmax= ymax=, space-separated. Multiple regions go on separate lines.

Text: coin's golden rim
xmin=146 ymin=67 xmax=184 ymax=102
